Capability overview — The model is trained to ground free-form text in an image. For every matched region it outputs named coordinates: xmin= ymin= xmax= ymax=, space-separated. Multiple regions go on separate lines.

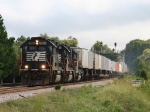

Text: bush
xmin=140 ymin=70 xmax=148 ymax=80
xmin=55 ymin=83 xmax=62 ymax=90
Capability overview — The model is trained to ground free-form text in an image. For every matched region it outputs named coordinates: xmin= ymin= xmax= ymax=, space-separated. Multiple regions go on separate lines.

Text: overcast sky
xmin=1 ymin=0 xmax=150 ymax=51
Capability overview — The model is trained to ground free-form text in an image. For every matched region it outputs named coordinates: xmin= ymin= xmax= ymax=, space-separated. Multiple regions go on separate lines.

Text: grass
xmin=1 ymin=74 xmax=150 ymax=112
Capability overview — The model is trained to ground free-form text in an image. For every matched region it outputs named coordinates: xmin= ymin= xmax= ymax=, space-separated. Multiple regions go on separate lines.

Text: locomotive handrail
xmin=19 ymin=52 xmax=22 ymax=75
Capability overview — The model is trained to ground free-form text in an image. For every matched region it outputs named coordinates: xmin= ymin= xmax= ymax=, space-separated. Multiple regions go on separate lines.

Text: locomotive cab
xmin=20 ymin=37 xmax=56 ymax=86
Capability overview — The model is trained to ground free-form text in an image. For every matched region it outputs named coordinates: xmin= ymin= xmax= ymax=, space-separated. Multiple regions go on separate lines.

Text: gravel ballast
xmin=0 ymin=79 xmax=113 ymax=103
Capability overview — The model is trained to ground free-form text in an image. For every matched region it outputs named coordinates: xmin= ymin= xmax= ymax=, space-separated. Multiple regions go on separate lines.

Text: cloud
xmin=70 ymin=20 xmax=150 ymax=51
xmin=1 ymin=0 xmax=150 ymax=51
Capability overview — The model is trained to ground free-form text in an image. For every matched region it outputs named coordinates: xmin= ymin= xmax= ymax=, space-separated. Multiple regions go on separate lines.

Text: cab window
xmin=73 ymin=53 xmax=77 ymax=59
xmin=63 ymin=50 xmax=67 ymax=55
xmin=22 ymin=46 xmax=27 ymax=51
xmin=48 ymin=46 xmax=53 ymax=52
xmin=29 ymin=46 xmax=37 ymax=51
xmin=38 ymin=46 xmax=46 ymax=51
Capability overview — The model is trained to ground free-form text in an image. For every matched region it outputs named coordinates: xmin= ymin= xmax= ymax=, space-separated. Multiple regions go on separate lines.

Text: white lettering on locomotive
xmin=32 ymin=52 xmax=40 ymax=61
xmin=26 ymin=51 xmax=46 ymax=61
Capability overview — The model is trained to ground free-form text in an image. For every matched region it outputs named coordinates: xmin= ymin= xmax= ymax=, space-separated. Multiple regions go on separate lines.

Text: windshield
xmin=27 ymin=46 xmax=46 ymax=51
xmin=29 ymin=46 xmax=37 ymax=51
xmin=73 ymin=54 xmax=77 ymax=59
xmin=38 ymin=46 xmax=46 ymax=51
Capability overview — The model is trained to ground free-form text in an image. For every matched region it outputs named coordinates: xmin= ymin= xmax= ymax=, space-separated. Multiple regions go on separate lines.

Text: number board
xmin=28 ymin=42 xmax=47 ymax=45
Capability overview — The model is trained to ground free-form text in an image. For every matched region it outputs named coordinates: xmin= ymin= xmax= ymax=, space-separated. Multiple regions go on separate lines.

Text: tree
xmin=39 ymin=33 xmax=50 ymax=39
xmin=40 ymin=33 xmax=61 ymax=42
xmin=91 ymin=40 xmax=119 ymax=61
xmin=50 ymin=37 xmax=60 ymax=43
xmin=135 ymin=48 xmax=150 ymax=79
xmin=15 ymin=35 xmax=27 ymax=46
xmin=61 ymin=36 xmax=78 ymax=47
xmin=124 ymin=39 xmax=150 ymax=72
xmin=0 ymin=15 xmax=17 ymax=82
xmin=39 ymin=34 xmax=78 ymax=47
xmin=140 ymin=70 xmax=148 ymax=80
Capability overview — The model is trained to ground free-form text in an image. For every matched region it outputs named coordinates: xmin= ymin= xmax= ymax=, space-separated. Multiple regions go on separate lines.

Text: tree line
xmin=124 ymin=39 xmax=150 ymax=79
xmin=91 ymin=40 xmax=121 ymax=61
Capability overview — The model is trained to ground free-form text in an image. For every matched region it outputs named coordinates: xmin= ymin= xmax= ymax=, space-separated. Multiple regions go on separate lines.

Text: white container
xmin=108 ymin=59 xmax=111 ymax=71
xmin=72 ymin=48 xmax=88 ymax=68
xmin=119 ymin=63 xmax=122 ymax=73
xmin=98 ymin=55 xmax=102 ymax=69
xmin=101 ymin=56 xmax=105 ymax=70
xmin=88 ymin=51 xmax=94 ymax=69
xmin=94 ymin=53 xmax=99 ymax=69
xmin=111 ymin=61 xmax=115 ymax=71
xmin=105 ymin=58 xmax=109 ymax=71
xmin=120 ymin=62 xmax=128 ymax=73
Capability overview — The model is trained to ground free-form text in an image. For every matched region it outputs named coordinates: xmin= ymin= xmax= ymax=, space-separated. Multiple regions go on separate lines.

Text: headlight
xmin=25 ymin=65 xmax=28 ymax=69
xmin=41 ymin=65 xmax=45 ymax=69
xmin=36 ymin=40 xmax=39 ymax=45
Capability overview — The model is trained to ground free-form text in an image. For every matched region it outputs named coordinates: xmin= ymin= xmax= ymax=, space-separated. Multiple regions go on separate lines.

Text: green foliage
xmin=40 ymin=33 xmax=78 ymax=47
xmin=55 ymin=83 xmax=62 ymax=90
xmin=40 ymin=33 xmax=61 ymax=42
xmin=50 ymin=37 xmax=60 ymax=42
xmin=15 ymin=35 xmax=28 ymax=46
xmin=13 ymin=35 xmax=28 ymax=60
xmin=61 ymin=36 xmax=78 ymax=47
xmin=39 ymin=33 xmax=50 ymax=39
xmin=135 ymin=49 xmax=150 ymax=79
xmin=0 ymin=15 xmax=17 ymax=78
xmin=91 ymin=40 xmax=120 ymax=61
xmin=125 ymin=39 xmax=150 ymax=72
xmin=140 ymin=70 xmax=148 ymax=80
xmin=1 ymin=79 xmax=150 ymax=112
xmin=139 ymin=80 xmax=150 ymax=98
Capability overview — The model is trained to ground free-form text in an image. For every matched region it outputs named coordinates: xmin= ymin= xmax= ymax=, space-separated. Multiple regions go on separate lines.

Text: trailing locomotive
xmin=19 ymin=37 xmax=127 ymax=86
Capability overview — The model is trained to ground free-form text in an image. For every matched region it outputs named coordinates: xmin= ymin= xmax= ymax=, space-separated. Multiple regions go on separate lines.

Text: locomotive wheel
xmin=89 ymin=70 xmax=93 ymax=80
xmin=81 ymin=71 xmax=84 ymax=81
xmin=73 ymin=72 xmax=76 ymax=83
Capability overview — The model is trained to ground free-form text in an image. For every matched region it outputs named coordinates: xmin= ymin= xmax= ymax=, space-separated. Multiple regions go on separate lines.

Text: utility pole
xmin=100 ymin=42 xmax=103 ymax=54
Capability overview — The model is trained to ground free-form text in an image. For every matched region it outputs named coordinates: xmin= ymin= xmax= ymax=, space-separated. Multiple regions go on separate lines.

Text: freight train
xmin=19 ymin=37 xmax=127 ymax=86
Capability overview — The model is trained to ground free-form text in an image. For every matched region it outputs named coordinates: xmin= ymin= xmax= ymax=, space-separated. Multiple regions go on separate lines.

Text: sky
xmin=1 ymin=0 xmax=150 ymax=51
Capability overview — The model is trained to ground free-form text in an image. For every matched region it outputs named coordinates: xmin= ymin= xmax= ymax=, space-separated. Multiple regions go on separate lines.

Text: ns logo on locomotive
xmin=19 ymin=37 xmax=127 ymax=86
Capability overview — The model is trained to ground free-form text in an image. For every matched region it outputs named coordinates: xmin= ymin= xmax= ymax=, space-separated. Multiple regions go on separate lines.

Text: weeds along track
xmin=0 ymin=78 xmax=117 ymax=95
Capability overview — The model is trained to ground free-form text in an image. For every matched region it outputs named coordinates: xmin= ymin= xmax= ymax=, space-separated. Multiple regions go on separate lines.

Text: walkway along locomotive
xmin=19 ymin=37 xmax=127 ymax=86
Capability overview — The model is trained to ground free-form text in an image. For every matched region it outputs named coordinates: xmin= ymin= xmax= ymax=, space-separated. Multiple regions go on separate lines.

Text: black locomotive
xmin=19 ymin=37 xmax=78 ymax=86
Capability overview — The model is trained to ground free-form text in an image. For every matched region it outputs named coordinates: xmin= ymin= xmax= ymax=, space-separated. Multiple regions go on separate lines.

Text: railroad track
xmin=0 ymin=78 xmax=117 ymax=95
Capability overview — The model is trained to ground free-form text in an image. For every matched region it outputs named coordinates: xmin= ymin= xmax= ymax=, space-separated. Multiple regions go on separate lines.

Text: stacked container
xmin=115 ymin=62 xmax=119 ymax=72
xmin=111 ymin=61 xmax=116 ymax=72
xmin=73 ymin=48 xmax=88 ymax=68
xmin=119 ymin=63 xmax=122 ymax=73
xmin=101 ymin=55 xmax=105 ymax=70
xmin=94 ymin=53 xmax=99 ymax=69
xmin=88 ymin=51 xmax=94 ymax=69
xmin=108 ymin=59 xmax=112 ymax=71
xmin=104 ymin=58 xmax=109 ymax=70
xmin=98 ymin=55 xmax=102 ymax=69
xmin=121 ymin=62 xmax=128 ymax=73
